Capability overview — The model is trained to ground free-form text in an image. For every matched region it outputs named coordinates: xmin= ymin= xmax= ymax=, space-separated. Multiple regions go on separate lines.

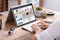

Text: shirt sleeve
xmin=35 ymin=30 xmax=53 ymax=40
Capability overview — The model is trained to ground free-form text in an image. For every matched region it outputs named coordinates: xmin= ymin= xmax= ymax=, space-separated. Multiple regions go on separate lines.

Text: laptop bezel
xmin=11 ymin=3 xmax=36 ymax=27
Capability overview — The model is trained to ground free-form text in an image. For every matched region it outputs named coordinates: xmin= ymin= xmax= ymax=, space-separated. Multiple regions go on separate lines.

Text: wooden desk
xmin=0 ymin=9 xmax=60 ymax=40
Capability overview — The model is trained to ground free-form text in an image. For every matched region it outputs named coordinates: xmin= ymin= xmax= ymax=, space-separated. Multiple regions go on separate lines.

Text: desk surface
xmin=0 ymin=9 xmax=60 ymax=40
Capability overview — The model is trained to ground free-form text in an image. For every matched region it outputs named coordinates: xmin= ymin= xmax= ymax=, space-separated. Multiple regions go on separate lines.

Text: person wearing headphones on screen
xmin=32 ymin=18 xmax=60 ymax=40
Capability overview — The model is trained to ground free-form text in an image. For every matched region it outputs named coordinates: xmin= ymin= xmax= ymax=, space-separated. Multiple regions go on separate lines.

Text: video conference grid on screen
xmin=13 ymin=5 xmax=35 ymax=26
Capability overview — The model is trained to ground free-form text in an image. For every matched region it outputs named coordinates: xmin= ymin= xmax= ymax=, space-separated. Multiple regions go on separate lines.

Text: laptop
xmin=8 ymin=3 xmax=40 ymax=32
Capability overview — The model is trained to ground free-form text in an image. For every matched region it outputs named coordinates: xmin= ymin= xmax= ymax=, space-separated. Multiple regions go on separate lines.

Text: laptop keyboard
xmin=22 ymin=21 xmax=40 ymax=32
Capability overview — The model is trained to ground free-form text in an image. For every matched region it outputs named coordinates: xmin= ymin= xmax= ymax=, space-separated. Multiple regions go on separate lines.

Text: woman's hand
xmin=31 ymin=21 xmax=50 ymax=33
xmin=37 ymin=21 xmax=50 ymax=28
xmin=32 ymin=24 xmax=42 ymax=33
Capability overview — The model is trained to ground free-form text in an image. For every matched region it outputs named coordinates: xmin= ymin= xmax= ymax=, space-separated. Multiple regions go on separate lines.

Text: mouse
xmin=44 ymin=18 xmax=53 ymax=23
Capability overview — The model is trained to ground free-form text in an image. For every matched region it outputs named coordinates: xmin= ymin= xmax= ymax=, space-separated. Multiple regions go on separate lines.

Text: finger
xmin=32 ymin=24 xmax=40 ymax=32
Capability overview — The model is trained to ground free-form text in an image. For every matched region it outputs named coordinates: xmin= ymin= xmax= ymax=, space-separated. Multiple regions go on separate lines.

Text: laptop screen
xmin=11 ymin=3 xmax=36 ymax=27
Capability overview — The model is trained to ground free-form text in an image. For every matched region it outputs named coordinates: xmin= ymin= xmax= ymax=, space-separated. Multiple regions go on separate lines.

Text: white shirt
xmin=35 ymin=18 xmax=60 ymax=40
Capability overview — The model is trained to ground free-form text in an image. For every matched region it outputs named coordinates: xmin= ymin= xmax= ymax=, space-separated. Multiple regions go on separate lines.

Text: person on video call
xmin=32 ymin=18 xmax=60 ymax=40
